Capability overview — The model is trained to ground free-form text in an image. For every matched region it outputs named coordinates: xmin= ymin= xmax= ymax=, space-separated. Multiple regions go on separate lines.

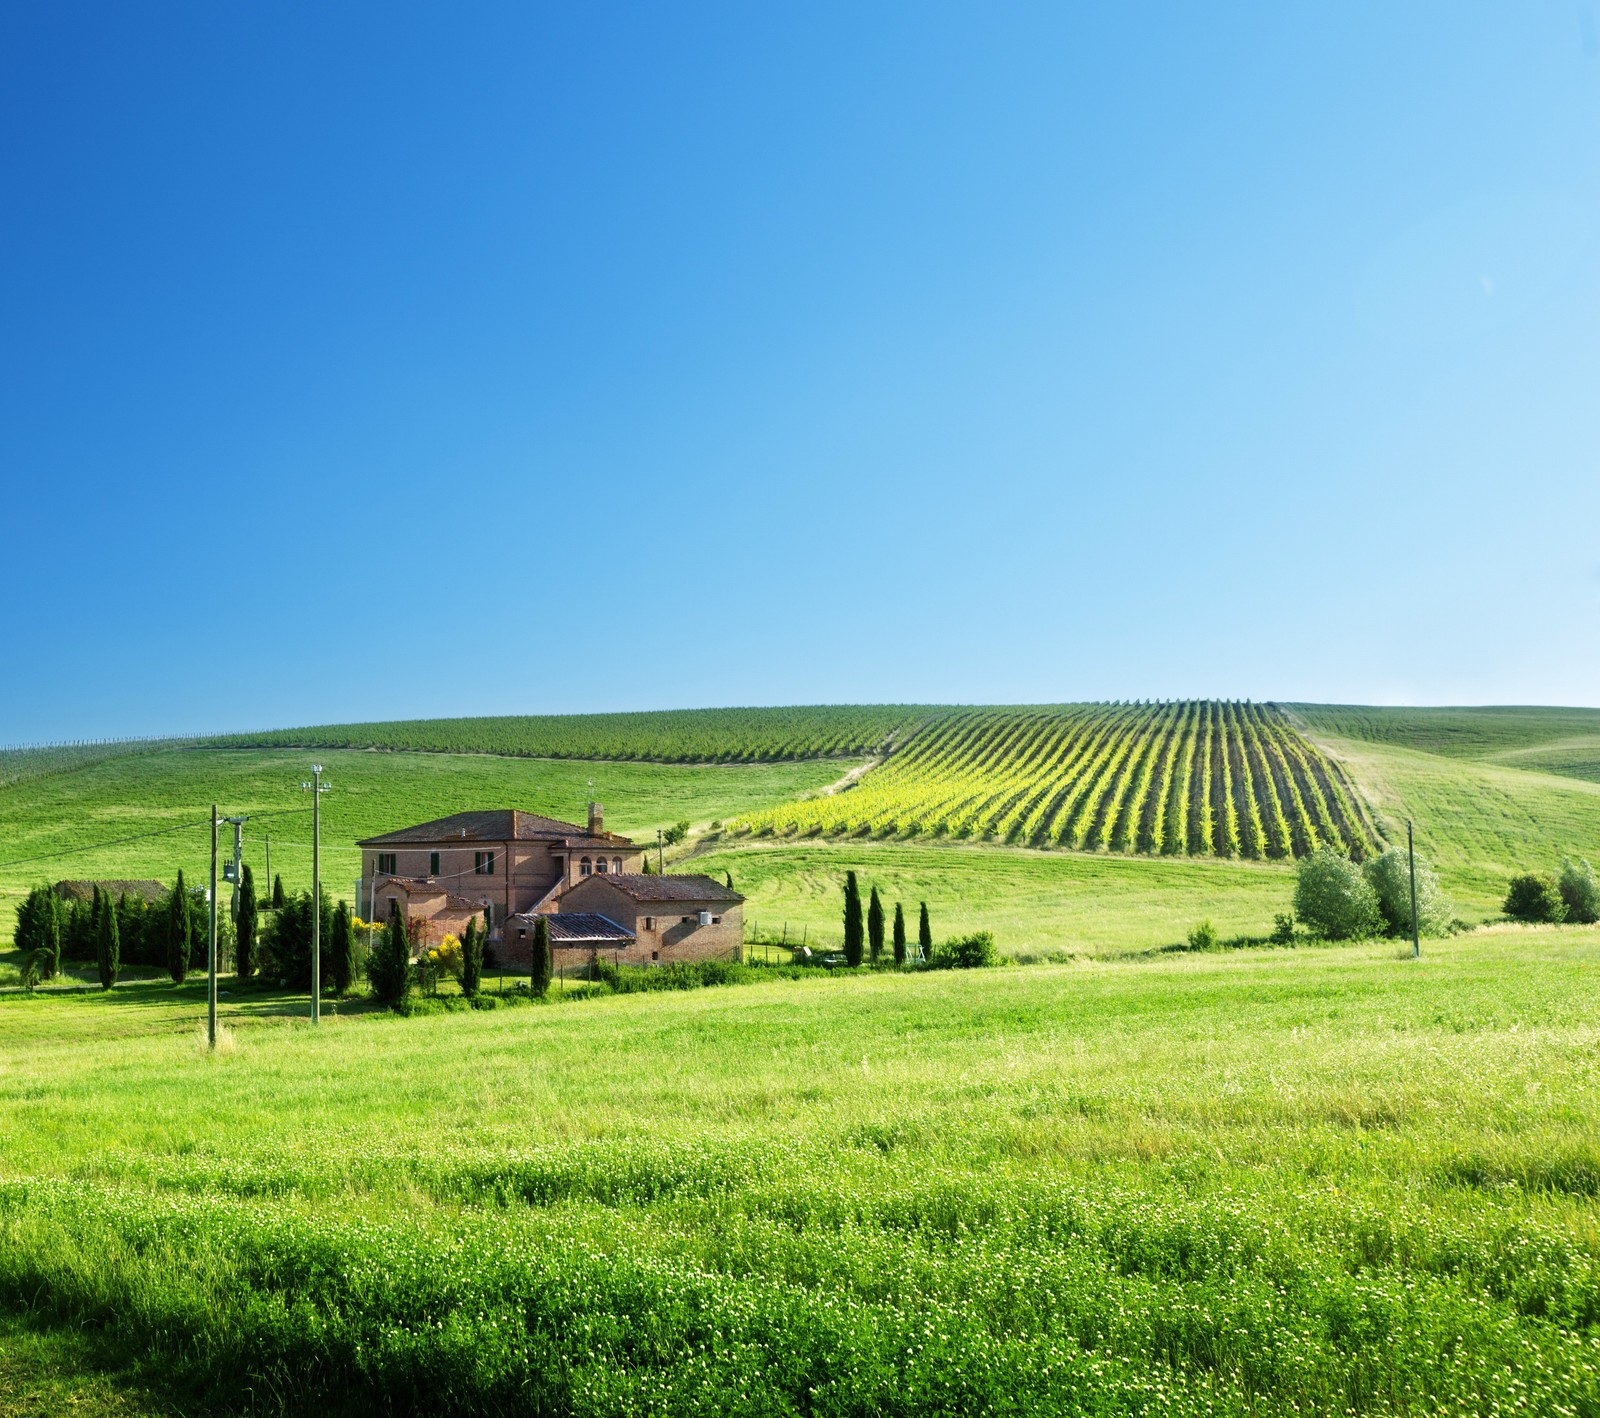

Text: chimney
xmin=588 ymin=801 xmax=603 ymax=836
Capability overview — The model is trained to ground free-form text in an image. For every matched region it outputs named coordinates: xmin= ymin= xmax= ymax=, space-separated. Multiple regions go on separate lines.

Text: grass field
xmin=686 ymin=838 xmax=1296 ymax=955
xmin=3 ymin=929 xmax=1600 ymax=1414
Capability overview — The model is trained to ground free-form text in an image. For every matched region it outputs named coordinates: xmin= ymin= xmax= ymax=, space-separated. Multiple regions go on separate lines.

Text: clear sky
xmin=4 ymin=3 xmax=1599 ymax=743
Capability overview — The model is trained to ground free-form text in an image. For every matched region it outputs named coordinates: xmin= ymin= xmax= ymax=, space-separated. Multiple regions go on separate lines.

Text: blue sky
xmin=4 ymin=3 xmax=1599 ymax=742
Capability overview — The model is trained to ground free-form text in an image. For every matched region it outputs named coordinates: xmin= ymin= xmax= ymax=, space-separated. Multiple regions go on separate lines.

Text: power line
xmin=0 ymin=817 xmax=213 ymax=870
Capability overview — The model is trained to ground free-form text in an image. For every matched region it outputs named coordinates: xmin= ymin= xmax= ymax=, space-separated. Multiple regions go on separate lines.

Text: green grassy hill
xmin=4 ymin=702 xmax=1599 ymax=953
xmin=4 ymin=929 xmax=1600 ymax=1414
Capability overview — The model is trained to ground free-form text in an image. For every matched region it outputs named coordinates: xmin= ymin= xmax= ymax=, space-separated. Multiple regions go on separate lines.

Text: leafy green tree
xmin=892 ymin=902 xmax=907 ymax=966
xmin=13 ymin=886 xmax=60 ymax=981
xmin=236 ymin=863 xmax=258 ymax=978
xmin=1364 ymin=847 xmax=1452 ymax=938
xmin=1558 ymin=858 xmax=1600 ymax=925
xmin=369 ymin=901 xmax=412 ymax=1007
xmin=64 ymin=897 xmax=91 ymax=961
xmin=272 ymin=874 xmax=285 ymax=909
xmin=531 ymin=916 xmax=552 ymax=998
xmin=867 ymin=885 xmax=884 ymax=964
xmin=842 ymin=872 xmax=864 ymax=968
xmin=461 ymin=916 xmax=484 ymax=998
xmin=166 ymin=871 xmax=192 ymax=983
xmin=1293 ymin=847 xmax=1383 ymax=940
xmin=1504 ymin=873 xmax=1567 ymax=924
xmin=330 ymin=899 xmax=356 ymax=995
xmin=918 ymin=902 xmax=932 ymax=962
xmin=662 ymin=820 xmax=690 ymax=847
xmin=95 ymin=885 xmax=120 ymax=990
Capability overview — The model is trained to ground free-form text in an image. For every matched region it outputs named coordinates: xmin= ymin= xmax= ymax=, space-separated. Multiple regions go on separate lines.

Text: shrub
xmin=1293 ymin=847 xmax=1383 ymax=940
xmin=1363 ymin=847 xmax=1452 ymax=938
xmin=1270 ymin=913 xmax=1296 ymax=946
xmin=1186 ymin=920 xmax=1219 ymax=952
xmin=1504 ymin=874 xmax=1567 ymax=924
xmin=931 ymin=931 xmax=996 ymax=969
xmin=1558 ymin=858 xmax=1600 ymax=925
xmin=662 ymin=819 xmax=690 ymax=847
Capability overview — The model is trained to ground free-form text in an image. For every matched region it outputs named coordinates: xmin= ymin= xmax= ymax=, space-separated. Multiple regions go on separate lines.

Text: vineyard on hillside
xmin=735 ymin=702 xmax=1381 ymax=859
xmin=212 ymin=706 xmax=940 ymax=764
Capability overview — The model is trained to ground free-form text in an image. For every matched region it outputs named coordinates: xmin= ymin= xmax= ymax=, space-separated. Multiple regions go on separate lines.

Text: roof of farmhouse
xmin=357 ymin=809 xmax=632 ymax=848
xmin=586 ymin=874 xmax=744 ymax=904
xmin=539 ymin=912 xmax=637 ymax=944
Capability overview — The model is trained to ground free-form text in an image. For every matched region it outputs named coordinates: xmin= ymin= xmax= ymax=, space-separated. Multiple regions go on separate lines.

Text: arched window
xmin=613 ymin=857 xmax=623 ymax=874
xmin=595 ymin=857 xmax=608 ymax=873
xmin=580 ymin=857 xmax=592 ymax=877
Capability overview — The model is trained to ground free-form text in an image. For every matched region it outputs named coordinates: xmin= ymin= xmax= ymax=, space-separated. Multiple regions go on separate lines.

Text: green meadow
xmin=3 ymin=929 xmax=1600 ymax=1414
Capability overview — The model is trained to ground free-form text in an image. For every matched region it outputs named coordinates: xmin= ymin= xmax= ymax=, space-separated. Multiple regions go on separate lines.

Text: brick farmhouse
xmin=358 ymin=805 xmax=743 ymax=968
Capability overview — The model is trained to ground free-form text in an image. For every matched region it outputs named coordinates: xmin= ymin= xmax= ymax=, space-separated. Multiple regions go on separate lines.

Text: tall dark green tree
xmin=918 ymin=902 xmax=932 ymax=962
xmin=842 ymin=871 xmax=864 ymax=968
xmin=14 ymin=887 xmax=61 ymax=981
xmin=166 ymin=871 xmax=191 ymax=984
xmin=725 ymin=870 xmax=734 ymax=890
xmin=531 ymin=916 xmax=552 ymax=998
xmin=236 ymin=863 xmax=258 ymax=978
xmin=64 ymin=897 xmax=91 ymax=961
xmin=461 ymin=916 xmax=484 ymax=998
xmin=272 ymin=874 xmax=285 ymax=909
xmin=867 ymin=885 xmax=885 ymax=964
xmin=369 ymin=901 xmax=412 ymax=1007
xmin=330 ymin=899 xmax=356 ymax=995
xmin=95 ymin=886 xmax=120 ymax=991
xmin=892 ymin=902 xmax=907 ymax=966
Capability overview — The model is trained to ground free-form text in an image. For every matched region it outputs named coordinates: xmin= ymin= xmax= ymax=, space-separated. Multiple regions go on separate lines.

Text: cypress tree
xmin=41 ymin=889 xmax=60 ymax=980
xmin=842 ymin=871 xmax=864 ymax=968
xmin=167 ymin=870 xmax=191 ymax=984
xmin=918 ymin=902 xmax=932 ymax=962
xmin=893 ymin=902 xmax=907 ymax=966
xmin=272 ymin=874 xmax=285 ymax=909
xmin=89 ymin=886 xmax=104 ymax=985
xmin=330 ymin=899 xmax=355 ymax=995
xmin=725 ymin=870 xmax=734 ymax=890
xmin=461 ymin=916 xmax=484 ymax=998
xmin=370 ymin=900 xmax=412 ymax=1007
xmin=236 ymin=864 xmax=258 ymax=978
xmin=95 ymin=886 xmax=120 ymax=990
xmin=867 ymin=885 xmax=885 ymax=964
xmin=531 ymin=916 xmax=552 ymax=998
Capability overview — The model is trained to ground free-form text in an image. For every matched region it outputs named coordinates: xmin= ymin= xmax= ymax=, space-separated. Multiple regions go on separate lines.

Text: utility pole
xmin=1408 ymin=819 xmax=1420 ymax=959
xmin=657 ymin=827 xmax=664 ymax=873
xmin=208 ymin=805 xmax=218 ymax=1050
xmin=223 ymin=816 xmax=248 ymax=922
xmin=301 ymin=766 xmax=329 ymax=1022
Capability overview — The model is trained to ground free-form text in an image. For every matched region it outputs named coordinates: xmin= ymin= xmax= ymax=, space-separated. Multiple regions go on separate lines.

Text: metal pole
xmin=312 ymin=765 xmax=322 ymax=1022
xmin=1408 ymin=819 xmax=1420 ymax=959
xmin=657 ymin=828 xmax=664 ymax=873
xmin=264 ymin=835 xmax=270 ymax=898
xmin=208 ymin=805 xmax=218 ymax=1049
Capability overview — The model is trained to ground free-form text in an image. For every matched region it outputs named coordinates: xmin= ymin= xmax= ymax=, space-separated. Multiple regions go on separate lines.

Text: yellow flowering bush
xmin=426 ymin=933 xmax=464 ymax=981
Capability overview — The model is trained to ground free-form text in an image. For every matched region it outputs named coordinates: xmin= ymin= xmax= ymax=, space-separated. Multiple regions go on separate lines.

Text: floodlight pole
xmin=1408 ymin=819 xmax=1420 ymax=959
xmin=208 ymin=805 xmax=218 ymax=1049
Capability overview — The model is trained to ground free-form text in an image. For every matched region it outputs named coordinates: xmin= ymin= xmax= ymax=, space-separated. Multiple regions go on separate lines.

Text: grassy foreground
xmin=3 ymin=930 xmax=1600 ymax=1414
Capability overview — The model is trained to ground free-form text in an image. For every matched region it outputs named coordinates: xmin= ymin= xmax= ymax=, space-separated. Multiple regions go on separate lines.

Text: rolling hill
xmin=3 ymin=702 xmax=1598 ymax=953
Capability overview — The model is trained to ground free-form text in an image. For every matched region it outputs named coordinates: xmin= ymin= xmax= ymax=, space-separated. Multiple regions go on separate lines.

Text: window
xmin=376 ymin=853 xmax=396 ymax=875
xmin=517 ymin=928 xmax=527 ymax=940
xmin=613 ymin=857 xmax=623 ymax=874
xmin=712 ymin=916 xmax=722 ymax=925
xmin=429 ymin=852 xmax=440 ymax=876
xmin=474 ymin=851 xmax=494 ymax=876
xmin=595 ymin=857 xmax=608 ymax=873
xmin=580 ymin=857 xmax=592 ymax=877
xmin=643 ymin=917 xmax=654 ymax=931
xmin=681 ymin=916 xmax=692 ymax=924
xmin=651 ymin=951 xmax=659 ymax=961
